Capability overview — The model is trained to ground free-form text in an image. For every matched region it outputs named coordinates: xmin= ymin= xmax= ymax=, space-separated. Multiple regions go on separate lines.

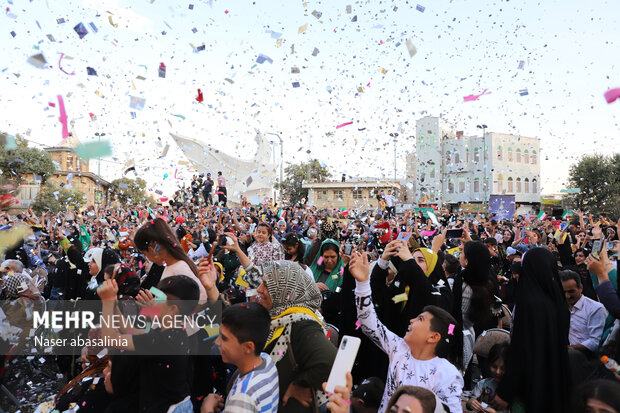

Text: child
xmin=98 ymin=274 xmax=199 ymax=413
xmin=201 ymin=302 xmax=279 ymax=413
xmin=349 ymin=251 xmax=464 ymax=413
xmin=466 ymin=343 xmax=509 ymax=413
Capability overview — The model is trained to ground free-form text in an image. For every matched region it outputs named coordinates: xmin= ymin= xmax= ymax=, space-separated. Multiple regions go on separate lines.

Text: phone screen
xmin=397 ymin=232 xmax=411 ymax=241
xmin=592 ymin=240 xmax=603 ymax=260
xmin=446 ymin=229 xmax=463 ymax=239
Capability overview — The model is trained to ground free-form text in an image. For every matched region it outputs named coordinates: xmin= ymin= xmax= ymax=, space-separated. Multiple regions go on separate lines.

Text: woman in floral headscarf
xmin=221 ymin=234 xmax=337 ymax=413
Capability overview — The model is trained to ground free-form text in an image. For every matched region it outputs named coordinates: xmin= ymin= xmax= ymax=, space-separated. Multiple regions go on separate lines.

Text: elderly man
xmin=560 ymin=270 xmax=606 ymax=354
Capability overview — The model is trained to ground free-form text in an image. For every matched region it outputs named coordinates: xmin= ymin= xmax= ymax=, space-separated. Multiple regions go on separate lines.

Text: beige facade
xmin=303 ymin=181 xmax=405 ymax=210
xmin=13 ymin=137 xmax=110 ymax=209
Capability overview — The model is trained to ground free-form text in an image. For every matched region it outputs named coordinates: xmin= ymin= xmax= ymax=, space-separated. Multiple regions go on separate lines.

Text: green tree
xmin=31 ymin=183 xmax=86 ymax=213
xmin=566 ymin=153 xmax=620 ymax=218
xmin=277 ymin=159 xmax=331 ymax=205
xmin=0 ymin=134 xmax=55 ymax=184
xmin=110 ymin=177 xmax=152 ymax=206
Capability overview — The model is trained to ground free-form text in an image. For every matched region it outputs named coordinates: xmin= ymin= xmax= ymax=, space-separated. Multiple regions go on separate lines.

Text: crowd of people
xmin=0 ymin=191 xmax=619 ymax=413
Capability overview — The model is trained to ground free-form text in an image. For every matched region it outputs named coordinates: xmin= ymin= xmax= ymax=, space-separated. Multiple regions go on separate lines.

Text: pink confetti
xmin=447 ymin=323 xmax=455 ymax=335
xmin=224 ymin=9 xmax=229 ymax=13
xmin=138 ymin=261 xmax=143 ymax=269
xmin=57 ymin=95 xmax=70 ymax=139
xmin=48 ymin=102 xmax=56 ymax=107
xmin=604 ymin=88 xmax=620 ymax=104
xmin=58 ymin=52 xmax=75 ymax=75
xmin=366 ymin=82 xmax=370 ymax=87
xmin=317 ymin=256 xmax=324 ymax=265
xmin=355 ymin=321 xmax=361 ymax=330
xmin=463 ymin=89 xmax=491 ymax=102
xmin=340 ymin=266 xmax=344 ymax=277
xmin=336 ymin=121 xmax=353 ymax=129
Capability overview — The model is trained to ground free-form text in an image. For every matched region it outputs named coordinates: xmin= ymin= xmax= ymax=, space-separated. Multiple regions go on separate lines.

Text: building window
xmin=531 ymin=150 xmax=537 ymax=164
xmin=448 ymin=179 xmax=455 ymax=194
xmin=66 ymin=153 xmax=74 ymax=170
xmin=508 ymin=147 xmax=513 ymax=162
xmin=465 ymin=148 xmax=469 ymax=163
xmin=430 ymin=166 xmax=435 ymax=179
xmin=420 ymin=165 xmax=426 ymax=183
xmin=507 ymin=177 xmax=514 ymax=193
xmin=516 ymin=148 xmax=521 ymax=163
xmin=524 ymin=178 xmax=530 ymax=193
xmin=317 ymin=190 xmax=327 ymax=200
xmin=524 ymin=150 xmax=530 ymax=164
xmin=474 ymin=178 xmax=480 ymax=193
xmin=353 ymin=189 xmax=363 ymax=199
xmin=497 ymin=145 xmax=503 ymax=160
xmin=474 ymin=148 xmax=480 ymax=163
xmin=458 ymin=179 xmax=465 ymax=193
xmin=454 ymin=151 xmax=460 ymax=164
xmin=333 ymin=190 xmax=344 ymax=200
xmin=516 ymin=178 xmax=522 ymax=193
xmin=428 ymin=134 xmax=434 ymax=148
xmin=532 ymin=179 xmax=538 ymax=193
xmin=446 ymin=150 xmax=451 ymax=165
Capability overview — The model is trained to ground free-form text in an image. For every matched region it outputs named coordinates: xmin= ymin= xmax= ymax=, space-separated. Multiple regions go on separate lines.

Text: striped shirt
xmin=225 ymin=353 xmax=279 ymax=413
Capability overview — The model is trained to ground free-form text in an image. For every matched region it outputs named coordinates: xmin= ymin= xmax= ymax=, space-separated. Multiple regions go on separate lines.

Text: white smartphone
xmin=325 ymin=335 xmax=361 ymax=394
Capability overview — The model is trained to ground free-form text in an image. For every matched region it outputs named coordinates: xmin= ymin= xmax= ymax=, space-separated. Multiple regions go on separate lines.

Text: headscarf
xmin=309 ymin=238 xmax=345 ymax=291
xmin=319 ymin=219 xmax=339 ymax=241
xmin=84 ymin=248 xmax=103 ymax=273
xmin=413 ymin=247 xmax=438 ymax=277
xmin=262 ymin=261 xmax=322 ymax=318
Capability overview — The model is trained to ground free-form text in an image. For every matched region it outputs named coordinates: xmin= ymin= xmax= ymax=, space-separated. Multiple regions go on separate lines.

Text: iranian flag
xmin=277 ymin=208 xmax=286 ymax=219
xmin=537 ymin=211 xmax=548 ymax=220
xmin=561 ymin=210 xmax=571 ymax=219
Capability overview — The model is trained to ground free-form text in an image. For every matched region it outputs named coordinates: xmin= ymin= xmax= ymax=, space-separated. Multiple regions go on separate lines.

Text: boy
xmin=98 ymin=275 xmax=199 ymax=413
xmin=349 ymin=250 xmax=464 ymax=413
xmin=201 ymin=302 xmax=279 ymax=413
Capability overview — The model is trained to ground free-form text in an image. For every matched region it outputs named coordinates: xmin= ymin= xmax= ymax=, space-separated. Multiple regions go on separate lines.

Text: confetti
xmin=292 ymin=82 xmax=300 ymax=88
xmin=108 ymin=16 xmax=118 ymax=27
xmin=298 ymin=24 xmax=308 ymax=34
xmin=519 ymin=88 xmax=529 ymax=96
xmin=355 ymin=321 xmax=361 ymax=330
xmin=336 ymin=121 xmax=353 ymax=129
xmin=58 ymin=53 xmax=75 ymax=75
xmin=463 ymin=89 xmax=491 ymax=102
xmin=416 ymin=4 xmax=425 ymax=12
xmin=311 ymin=10 xmax=322 ymax=19
xmin=518 ymin=60 xmax=525 ymax=69
xmin=73 ymin=22 xmax=89 ymax=39
xmin=27 ymin=53 xmax=47 ymax=68
xmin=406 ymin=39 xmax=417 ymax=57
xmin=129 ymin=96 xmax=146 ymax=110
xmin=57 ymin=95 xmax=70 ymax=139
xmin=89 ymin=22 xmax=98 ymax=33
xmin=312 ymin=47 xmax=319 ymax=56
xmin=86 ymin=67 xmax=97 ymax=76
xmin=158 ymin=62 xmax=166 ymax=78
xmin=256 ymin=54 xmax=273 ymax=64
xmin=196 ymin=89 xmax=203 ymax=102
xmin=604 ymin=88 xmax=620 ymax=104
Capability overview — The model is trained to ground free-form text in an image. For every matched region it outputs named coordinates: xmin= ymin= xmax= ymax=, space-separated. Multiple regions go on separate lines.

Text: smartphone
xmin=607 ymin=241 xmax=615 ymax=250
xmin=397 ymin=232 xmax=411 ymax=242
xmin=343 ymin=244 xmax=354 ymax=255
xmin=591 ymin=239 xmax=603 ymax=260
xmin=446 ymin=229 xmax=463 ymax=239
xmin=325 ymin=336 xmax=361 ymax=394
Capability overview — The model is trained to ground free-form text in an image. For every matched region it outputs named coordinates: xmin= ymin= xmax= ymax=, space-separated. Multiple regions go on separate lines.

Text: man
xmin=216 ymin=171 xmax=227 ymax=206
xmin=384 ymin=190 xmax=396 ymax=218
xmin=190 ymin=175 xmax=201 ymax=204
xmin=202 ymin=173 xmax=214 ymax=206
xmin=560 ymin=270 xmax=606 ymax=354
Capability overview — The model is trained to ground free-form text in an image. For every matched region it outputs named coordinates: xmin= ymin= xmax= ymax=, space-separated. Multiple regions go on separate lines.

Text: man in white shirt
xmin=560 ymin=270 xmax=606 ymax=353
xmin=384 ymin=190 xmax=396 ymax=218
xmin=216 ymin=171 xmax=227 ymax=206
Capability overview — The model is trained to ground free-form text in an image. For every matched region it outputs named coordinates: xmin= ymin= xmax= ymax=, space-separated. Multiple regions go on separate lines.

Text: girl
xmin=133 ymin=218 xmax=210 ymax=301
xmin=350 ymin=251 xmax=464 ymax=413
xmin=247 ymin=222 xmax=285 ymax=267
xmin=466 ymin=343 xmax=509 ymax=413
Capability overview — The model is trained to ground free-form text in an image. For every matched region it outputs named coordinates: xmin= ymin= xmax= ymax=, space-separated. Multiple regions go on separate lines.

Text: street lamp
xmin=389 ymin=132 xmax=399 ymax=181
xmin=476 ymin=124 xmax=488 ymax=210
xmin=266 ymin=132 xmax=284 ymax=206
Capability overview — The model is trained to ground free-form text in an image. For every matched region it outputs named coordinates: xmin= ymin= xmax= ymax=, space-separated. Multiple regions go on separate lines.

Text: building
xmin=414 ymin=116 xmax=540 ymax=207
xmin=303 ymin=180 xmax=405 ymax=210
xmin=14 ymin=135 xmax=111 ymax=209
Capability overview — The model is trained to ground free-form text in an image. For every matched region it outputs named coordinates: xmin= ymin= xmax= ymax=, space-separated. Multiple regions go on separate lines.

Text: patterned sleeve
xmin=273 ymin=242 xmax=285 ymax=261
xmin=355 ymin=279 xmax=402 ymax=356
xmin=224 ymin=392 xmax=258 ymax=413
xmin=436 ymin=371 xmax=464 ymax=413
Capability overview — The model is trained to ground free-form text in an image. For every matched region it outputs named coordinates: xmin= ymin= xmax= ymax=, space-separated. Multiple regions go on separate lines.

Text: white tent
xmin=170 ymin=130 xmax=278 ymax=205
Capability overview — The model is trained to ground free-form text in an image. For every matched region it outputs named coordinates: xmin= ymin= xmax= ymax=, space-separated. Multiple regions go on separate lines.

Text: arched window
xmin=531 ymin=150 xmax=537 ymax=164
xmin=454 ymin=151 xmax=460 ymax=164
xmin=497 ymin=145 xmax=503 ymax=160
xmin=532 ymin=178 xmax=538 ymax=193
xmin=508 ymin=147 xmax=513 ymax=162
xmin=474 ymin=177 xmax=480 ymax=193
xmin=448 ymin=179 xmax=455 ymax=194
xmin=446 ymin=150 xmax=452 ymax=164
xmin=418 ymin=135 xmax=424 ymax=148
xmin=465 ymin=148 xmax=469 ymax=163
xmin=430 ymin=166 xmax=435 ymax=179
xmin=516 ymin=177 xmax=522 ymax=193
xmin=428 ymin=134 xmax=435 ymax=148
xmin=524 ymin=149 xmax=530 ymax=164
xmin=516 ymin=148 xmax=522 ymax=163
xmin=496 ymin=174 xmax=504 ymax=193
xmin=524 ymin=178 xmax=530 ymax=193
xmin=419 ymin=164 xmax=425 ymax=183
xmin=474 ymin=147 xmax=480 ymax=163
xmin=507 ymin=177 xmax=514 ymax=193
xmin=458 ymin=178 xmax=465 ymax=193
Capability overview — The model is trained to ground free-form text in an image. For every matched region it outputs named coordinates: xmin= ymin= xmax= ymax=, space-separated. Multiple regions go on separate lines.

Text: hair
xmin=574 ymin=248 xmax=588 ymax=257
xmin=443 ymin=253 xmax=459 ymax=276
xmin=133 ymin=218 xmax=199 ymax=278
xmin=559 ymin=269 xmax=582 ymax=288
xmin=530 ymin=228 xmax=543 ymax=244
xmin=221 ymin=302 xmax=271 ymax=356
xmin=351 ymin=377 xmax=385 ymax=409
xmin=321 ymin=242 xmax=340 ymax=256
xmin=256 ymin=222 xmax=273 ymax=242
xmin=2 ymin=259 xmax=24 ymax=273
xmin=483 ymin=237 xmax=497 ymax=246
xmin=462 ymin=241 xmax=494 ymax=325
xmin=385 ymin=386 xmax=438 ymax=413
xmin=488 ymin=342 xmax=510 ymax=366
xmin=571 ymin=379 xmax=620 ymax=413
xmin=423 ymin=305 xmax=462 ymax=367
xmin=157 ymin=275 xmax=200 ymax=315
xmin=281 ymin=232 xmax=306 ymax=263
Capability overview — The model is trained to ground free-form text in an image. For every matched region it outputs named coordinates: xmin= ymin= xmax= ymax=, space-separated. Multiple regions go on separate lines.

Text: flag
xmin=561 ymin=210 xmax=572 ymax=219
xmin=537 ymin=211 xmax=548 ymax=220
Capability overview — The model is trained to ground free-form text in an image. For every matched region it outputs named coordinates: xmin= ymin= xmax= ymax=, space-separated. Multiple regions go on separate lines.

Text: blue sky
xmin=1 ymin=0 xmax=618 ymax=197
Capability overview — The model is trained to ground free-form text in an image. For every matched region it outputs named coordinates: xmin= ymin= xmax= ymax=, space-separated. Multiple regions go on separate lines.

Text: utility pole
xmin=390 ymin=132 xmax=399 ymax=181
xmin=266 ymin=132 xmax=284 ymax=206
xmin=477 ymin=124 xmax=488 ymax=211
